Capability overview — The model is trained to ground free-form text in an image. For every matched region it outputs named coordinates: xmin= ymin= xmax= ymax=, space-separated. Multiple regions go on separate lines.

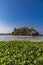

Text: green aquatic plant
xmin=0 ymin=41 xmax=43 ymax=65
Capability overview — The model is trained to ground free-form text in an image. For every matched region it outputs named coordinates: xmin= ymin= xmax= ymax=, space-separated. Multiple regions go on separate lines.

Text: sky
xmin=0 ymin=0 xmax=43 ymax=33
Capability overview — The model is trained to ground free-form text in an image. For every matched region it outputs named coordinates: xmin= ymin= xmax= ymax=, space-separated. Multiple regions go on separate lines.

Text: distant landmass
xmin=0 ymin=27 xmax=43 ymax=36
xmin=0 ymin=33 xmax=11 ymax=35
xmin=12 ymin=27 xmax=39 ymax=36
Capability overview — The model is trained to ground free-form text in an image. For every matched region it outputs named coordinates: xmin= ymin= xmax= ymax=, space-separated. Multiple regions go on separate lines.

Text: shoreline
xmin=0 ymin=35 xmax=43 ymax=42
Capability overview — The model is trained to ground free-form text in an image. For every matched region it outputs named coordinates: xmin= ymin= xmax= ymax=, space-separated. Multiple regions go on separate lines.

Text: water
xmin=0 ymin=35 xmax=43 ymax=42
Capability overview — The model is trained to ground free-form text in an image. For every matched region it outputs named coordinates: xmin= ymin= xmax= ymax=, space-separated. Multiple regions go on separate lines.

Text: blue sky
xmin=0 ymin=0 xmax=43 ymax=33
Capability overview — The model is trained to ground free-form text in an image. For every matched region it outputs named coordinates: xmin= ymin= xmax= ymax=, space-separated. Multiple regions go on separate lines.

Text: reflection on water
xmin=0 ymin=35 xmax=43 ymax=42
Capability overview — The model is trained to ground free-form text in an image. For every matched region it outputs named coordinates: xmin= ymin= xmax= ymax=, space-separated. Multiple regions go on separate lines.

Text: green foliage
xmin=0 ymin=41 xmax=43 ymax=65
xmin=12 ymin=27 xmax=39 ymax=36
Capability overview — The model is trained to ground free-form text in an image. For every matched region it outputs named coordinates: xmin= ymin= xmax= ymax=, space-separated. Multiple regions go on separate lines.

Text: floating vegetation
xmin=0 ymin=41 xmax=43 ymax=65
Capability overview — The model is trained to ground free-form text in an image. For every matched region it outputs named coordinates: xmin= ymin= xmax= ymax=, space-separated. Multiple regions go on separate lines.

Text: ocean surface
xmin=0 ymin=35 xmax=43 ymax=42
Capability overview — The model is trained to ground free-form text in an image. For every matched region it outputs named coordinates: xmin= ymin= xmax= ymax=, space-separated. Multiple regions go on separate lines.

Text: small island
xmin=12 ymin=27 xmax=39 ymax=36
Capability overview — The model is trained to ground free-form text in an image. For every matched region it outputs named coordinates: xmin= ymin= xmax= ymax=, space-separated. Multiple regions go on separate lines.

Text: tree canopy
xmin=12 ymin=27 xmax=39 ymax=36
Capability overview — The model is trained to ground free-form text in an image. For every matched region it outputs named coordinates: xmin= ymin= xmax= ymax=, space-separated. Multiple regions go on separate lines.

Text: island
xmin=12 ymin=27 xmax=39 ymax=36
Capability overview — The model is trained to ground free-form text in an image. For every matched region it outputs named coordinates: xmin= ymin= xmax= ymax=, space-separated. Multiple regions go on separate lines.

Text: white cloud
xmin=0 ymin=21 xmax=14 ymax=33
xmin=0 ymin=26 xmax=13 ymax=33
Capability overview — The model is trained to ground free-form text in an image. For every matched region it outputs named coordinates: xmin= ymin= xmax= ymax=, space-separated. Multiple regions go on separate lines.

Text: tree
xmin=12 ymin=27 xmax=39 ymax=36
